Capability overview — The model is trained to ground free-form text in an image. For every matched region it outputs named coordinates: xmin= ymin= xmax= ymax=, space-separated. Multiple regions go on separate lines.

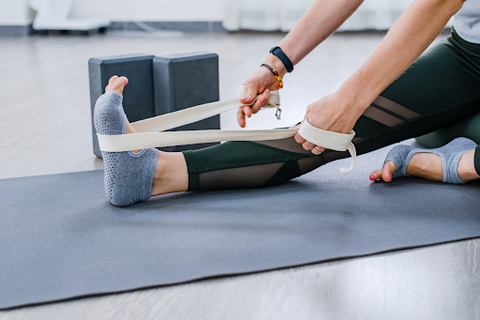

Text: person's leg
xmin=96 ymin=76 xmax=346 ymax=203
xmin=357 ymin=31 xmax=480 ymax=183
xmin=98 ymin=31 xmax=480 ymax=206
xmin=415 ymin=33 xmax=480 ymax=149
xmin=184 ymin=31 xmax=480 ymax=191
xmin=182 ymin=137 xmax=345 ymax=191
xmin=416 ymin=111 xmax=480 ymax=148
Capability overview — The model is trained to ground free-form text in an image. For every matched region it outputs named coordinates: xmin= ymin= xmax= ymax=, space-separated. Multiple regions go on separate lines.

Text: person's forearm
xmin=265 ymin=0 xmax=364 ymax=76
xmin=339 ymin=0 xmax=464 ymax=114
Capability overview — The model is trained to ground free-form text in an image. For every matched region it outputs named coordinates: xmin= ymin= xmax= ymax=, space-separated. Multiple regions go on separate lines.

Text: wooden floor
xmin=0 ymin=30 xmax=479 ymax=320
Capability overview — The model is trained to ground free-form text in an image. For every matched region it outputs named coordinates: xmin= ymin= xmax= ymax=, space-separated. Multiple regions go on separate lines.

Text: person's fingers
xmin=311 ymin=145 xmax=326 ymax=155
xmin=293 ymin=117 xmax=308 ymax=144
xmin=237 ymin=107 xmax=247 ymax=128
xmin=239 ymin=83 xmax=259 ymax=105
xmin=294 ymin=132 xmax=306 ymax=144
xmin=250 ymin=89 xmax=270 ymax=114
xmin=294 ymin=118 xmax=326 ymax=154
xmin=242 ymin=105 xmax=252 ymax=118
xmin=302 ymin=140 xmax=316 ymax=152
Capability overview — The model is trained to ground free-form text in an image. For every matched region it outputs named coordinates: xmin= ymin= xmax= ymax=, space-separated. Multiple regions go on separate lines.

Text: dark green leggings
xmin=183 ymin=30 xmax=480 ymax=191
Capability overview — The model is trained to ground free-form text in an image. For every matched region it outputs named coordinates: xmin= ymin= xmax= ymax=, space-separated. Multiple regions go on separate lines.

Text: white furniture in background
xmin=223 ymin=0 xmax=414 ymax=32
xmin=30 ymin=0 xmax=110 ymax=33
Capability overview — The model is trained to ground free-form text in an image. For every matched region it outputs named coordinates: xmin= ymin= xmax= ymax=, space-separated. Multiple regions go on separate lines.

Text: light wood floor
xmin=0 ymin=30 xmax=479 ymax=320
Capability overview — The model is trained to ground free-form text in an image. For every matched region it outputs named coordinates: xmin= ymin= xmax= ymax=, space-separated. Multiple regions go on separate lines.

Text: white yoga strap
xmin=97 ymin=86 xmax=357 ymax=174
xmin=297 ymin=120 xmax=356 ymax=174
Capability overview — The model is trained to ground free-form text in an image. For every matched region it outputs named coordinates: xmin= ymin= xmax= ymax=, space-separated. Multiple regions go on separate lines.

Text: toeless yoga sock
xmin=384 ymin=137 xmax=477 ymax=184
xmin=94 ymin=93 xmax=159 ymax=206
xmin=383 ymin=145 xmax=416 ymax=180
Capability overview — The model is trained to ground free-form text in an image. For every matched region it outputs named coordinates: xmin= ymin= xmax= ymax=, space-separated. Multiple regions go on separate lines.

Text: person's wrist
xmin=338 ymin=76 xmax=377 ymax=115
xmin=264 ymin=54 xmax=287 ymax=78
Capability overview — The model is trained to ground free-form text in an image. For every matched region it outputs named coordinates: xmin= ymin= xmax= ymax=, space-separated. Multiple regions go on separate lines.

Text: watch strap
xmin=269 ymin=46 xmax=294 ymax=73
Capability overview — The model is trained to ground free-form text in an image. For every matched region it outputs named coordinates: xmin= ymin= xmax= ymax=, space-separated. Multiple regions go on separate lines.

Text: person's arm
xmin=296 ymin=0 xmax=465 ymax=153
xmin=238 ymin=0 xmax=364 ymax=127
xmin=267 ymin=0 xmax=365 ymax=76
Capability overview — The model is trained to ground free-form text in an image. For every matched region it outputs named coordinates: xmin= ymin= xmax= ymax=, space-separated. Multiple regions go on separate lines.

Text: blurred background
xmin=1 ymin=0 xmax=417 ymax=36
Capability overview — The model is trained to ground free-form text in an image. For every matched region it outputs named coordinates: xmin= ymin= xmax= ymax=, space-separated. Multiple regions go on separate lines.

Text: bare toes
xmin=105 ymin=76 xmax=128 ymax=95
xmin=382 ymin=161 xmax=396 ymax=182
xmin=369 ymin=161 xmax=397 ymax=182
xmin=369 ymin=169 xmax=382 ymax=181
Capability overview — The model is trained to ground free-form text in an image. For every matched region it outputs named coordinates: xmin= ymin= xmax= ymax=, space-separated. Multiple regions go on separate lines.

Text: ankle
xmin=151 ymin=152 xmax=189 ymax=196
xmin=457 ymin=150 xmax=480 ymax=182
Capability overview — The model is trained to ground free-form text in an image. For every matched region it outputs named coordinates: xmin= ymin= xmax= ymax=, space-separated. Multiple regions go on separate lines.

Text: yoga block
xmin=89 ymin=53 xmax=155 ymax=158
xmin=153 ymin=52 xmax=220 ymax=152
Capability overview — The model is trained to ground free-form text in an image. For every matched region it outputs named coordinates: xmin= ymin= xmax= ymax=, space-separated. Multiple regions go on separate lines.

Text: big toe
xmin=369 ymin=161 xmax=396 ymax=182
xmin=105 ymin=76 xmax=128 ymax=95
xmin=382 ymin=161 xmax=396 ymax=182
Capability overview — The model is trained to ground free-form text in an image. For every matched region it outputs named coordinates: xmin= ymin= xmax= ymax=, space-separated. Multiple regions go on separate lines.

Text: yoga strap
xmin=298 ymin=120 xmax=356 ymax=174
xmin=97 ymin=86 xmax=357 ymax=173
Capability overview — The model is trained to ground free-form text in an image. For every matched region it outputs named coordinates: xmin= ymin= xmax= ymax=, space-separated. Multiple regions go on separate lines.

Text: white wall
xmin=70 ymin=0 xmax=224 ymax=21
xmin=0 ymin=0 xmax=223 ymax=26
xmin=0 ymin=0 xmax=33 ymax=25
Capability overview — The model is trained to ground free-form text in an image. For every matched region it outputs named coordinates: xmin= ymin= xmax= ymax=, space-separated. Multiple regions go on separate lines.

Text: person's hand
xmin=294 ymin=92 xmax=365 ymax=155
xmin=237 ymin=67 xmax=282 ymax=128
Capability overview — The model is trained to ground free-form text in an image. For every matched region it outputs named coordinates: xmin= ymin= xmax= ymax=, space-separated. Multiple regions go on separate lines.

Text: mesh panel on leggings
xmin=198 ymin=162 xmax=284 ymax=190
xmin=187 ymin=137 xmax=349 ymax=191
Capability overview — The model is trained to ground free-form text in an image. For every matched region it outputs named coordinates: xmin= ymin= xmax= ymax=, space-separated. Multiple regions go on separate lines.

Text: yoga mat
xmin=1 ymin=145 xmax=480 ymax=310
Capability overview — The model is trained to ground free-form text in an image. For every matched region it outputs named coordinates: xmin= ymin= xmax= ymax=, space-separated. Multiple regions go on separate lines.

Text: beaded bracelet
xmin=260 ymin=63 xmax=283 ymax=89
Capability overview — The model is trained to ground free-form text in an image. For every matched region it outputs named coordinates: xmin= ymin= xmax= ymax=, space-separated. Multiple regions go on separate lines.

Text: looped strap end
xmin=340 ymin=143 xmax=357 ymax=174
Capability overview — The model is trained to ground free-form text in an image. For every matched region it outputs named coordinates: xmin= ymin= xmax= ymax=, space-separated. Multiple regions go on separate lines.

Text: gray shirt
xmin=454 ymin=0 xmax=480 ymax=43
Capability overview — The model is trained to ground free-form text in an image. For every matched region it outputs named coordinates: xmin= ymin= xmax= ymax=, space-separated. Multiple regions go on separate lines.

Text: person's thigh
xmin=353 ymin=35 xmax=480 ymax=155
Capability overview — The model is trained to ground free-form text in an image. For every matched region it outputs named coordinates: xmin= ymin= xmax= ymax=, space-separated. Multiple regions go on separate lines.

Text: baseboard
xmin=109 ymin=21 xmax=226 ymax=33
xmin=0 ymin=25 xmax=32 ymax=36
xmin=0 ymin=21 xmax=226 ymax=36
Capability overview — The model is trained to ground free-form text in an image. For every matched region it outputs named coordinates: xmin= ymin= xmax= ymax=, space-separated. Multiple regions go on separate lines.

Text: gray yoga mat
xmin=1 ymin=145 xmax=480 ymax=310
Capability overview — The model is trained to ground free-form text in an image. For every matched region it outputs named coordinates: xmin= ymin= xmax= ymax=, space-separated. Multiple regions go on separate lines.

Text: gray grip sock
xmin=384 ymin=137 xmax=477 ymax=184
xmin=94 ymin=93 xmax=159 ymax=206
